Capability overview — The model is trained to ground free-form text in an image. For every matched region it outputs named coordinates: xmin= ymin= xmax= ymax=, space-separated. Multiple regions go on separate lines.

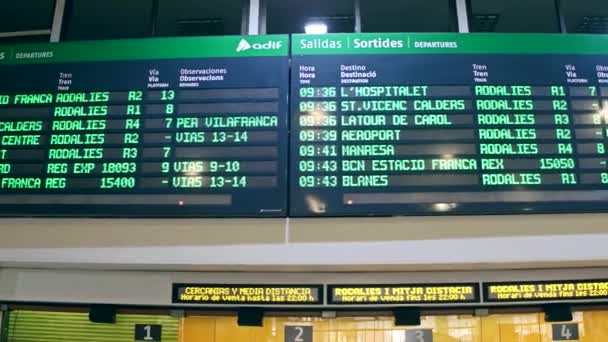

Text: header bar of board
xmin=3 ymin=33 xmax=608 ymax=64
xmin=291 ymin=33 xmax=608 ymax=55
xmin=0 ymin=35 xmax=289 ymax=64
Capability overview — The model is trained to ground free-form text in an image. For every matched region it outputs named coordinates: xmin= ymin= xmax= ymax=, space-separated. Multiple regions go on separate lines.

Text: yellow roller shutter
xmin=7 ymin=310 xmax=179 ymax=342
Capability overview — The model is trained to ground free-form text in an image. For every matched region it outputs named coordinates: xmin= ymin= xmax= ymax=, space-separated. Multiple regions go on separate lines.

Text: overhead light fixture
xmin=237 ymin=307 xmax=264 ymax=327
xmin=575 ymin=16 xmax=608 ymax=34
xmin=544 ymin=304 xmax=573 ymax=322
xmin=432 ymin=203 xmax=456 ymax=212
xmin=177 ymin=18 xmax=224 ymax=36
xmin=89 ymin=305 xmax=117 ymax=324
xmin=394 ymin=307 xmax=421 ymax=326
xmin=472 ymin=14 xmax=500 ymax=32
xmin=305 ymin=22 xmax=328 ymax=34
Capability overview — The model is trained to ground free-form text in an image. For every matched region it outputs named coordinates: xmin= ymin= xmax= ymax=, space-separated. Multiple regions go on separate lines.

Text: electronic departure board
xmin=0 ymin=36 xmax=289 ymax=216
xmin=172 ymin=284 xmax=323 ymax=305
xmin=290 ymin=33 xmax=608 ymax=216
xmin=484 ymin=279 xmax=608 ymax=303
xmin=171 ymin=281 xmax=608 ymax=307
xmin=329 ymin=283 xmax=479 ymax=305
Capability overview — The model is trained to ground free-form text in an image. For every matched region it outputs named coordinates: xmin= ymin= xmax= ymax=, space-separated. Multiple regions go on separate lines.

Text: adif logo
xmin=236 ymin=39 xmax=252 ymax=52
xmin=236 ymin=39 xmax=282 ymax=52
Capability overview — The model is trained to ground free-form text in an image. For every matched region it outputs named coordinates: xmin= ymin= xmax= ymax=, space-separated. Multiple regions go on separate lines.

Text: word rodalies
xmin=489 ymin=281 xmax=608 ymax=294
xmin=182 ymin=286 xmax=313 ymax=296
xmin=334 ymin=286 xmax=473 ymax=296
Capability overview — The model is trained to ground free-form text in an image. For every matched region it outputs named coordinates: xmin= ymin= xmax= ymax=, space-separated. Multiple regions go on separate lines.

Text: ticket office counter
xmin=3 ymin=308 xmax=608 ymax=342
xmin=181 ymin=311 xmax=608 ymax=342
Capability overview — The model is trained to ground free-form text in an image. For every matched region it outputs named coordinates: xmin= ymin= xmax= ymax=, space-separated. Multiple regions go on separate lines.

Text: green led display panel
xmin=290 ymin=33 xmax=608 ymax=216
xmin=0 ymin=36 xmax=289 ymax=217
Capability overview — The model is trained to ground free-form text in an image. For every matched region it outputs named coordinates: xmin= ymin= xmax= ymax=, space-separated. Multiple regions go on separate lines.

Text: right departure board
xmin=290 ymin=33 xmax=608 ymax=216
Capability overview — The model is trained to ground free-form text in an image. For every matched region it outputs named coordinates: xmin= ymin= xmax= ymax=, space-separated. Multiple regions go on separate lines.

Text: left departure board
xmin=0 ymin=36 xmax=289 ymax=216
